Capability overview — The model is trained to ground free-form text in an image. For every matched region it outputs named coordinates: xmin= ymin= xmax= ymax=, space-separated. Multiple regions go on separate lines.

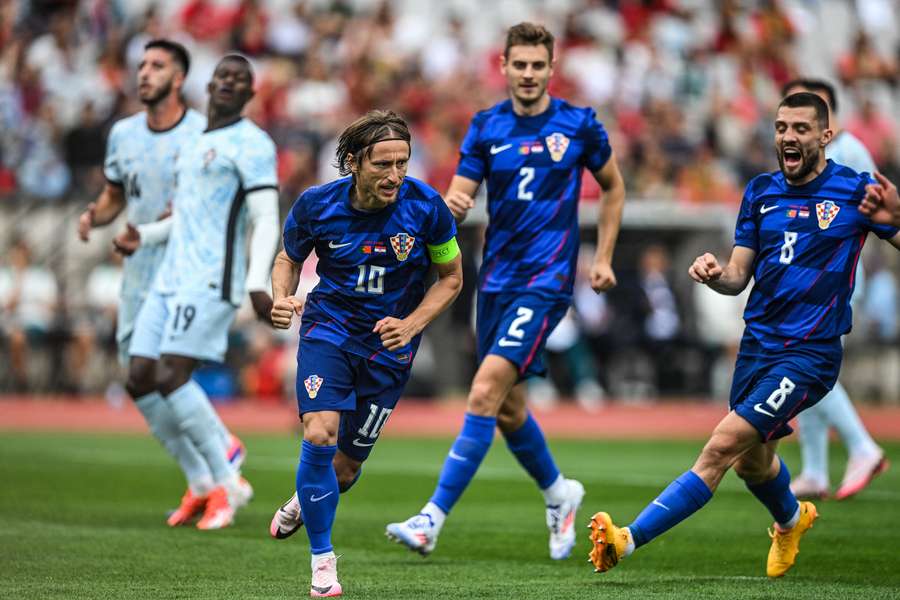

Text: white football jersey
xmin=827 ymin=131 xmax=877 ymax=175
xmin=103 ymin=109 xmax=206 ymax=301
xmin=155 ymin=117 xmax=278 ymax=305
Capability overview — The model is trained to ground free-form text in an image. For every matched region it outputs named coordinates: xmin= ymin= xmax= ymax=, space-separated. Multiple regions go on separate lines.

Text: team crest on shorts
xmin=545 ymin=133 xmax=570 ymax=162
xmin=390 ymin=232 xmax=415 ymax=261
xmin=815 ymin=200 xmax=840 ymax=230
xmin=304 ymin=374 xmax=324 ymax=399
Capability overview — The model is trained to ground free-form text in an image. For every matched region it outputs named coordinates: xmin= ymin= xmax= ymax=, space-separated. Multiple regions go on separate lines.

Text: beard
xmin=778 ymin=144 xmax=820 ymax=183
xmin=140 ymin=78 xmax=173 ymax=107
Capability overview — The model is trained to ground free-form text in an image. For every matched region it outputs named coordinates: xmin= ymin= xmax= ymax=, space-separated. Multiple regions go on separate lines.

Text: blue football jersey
xmin=456 ymin=97 xmax=611 ymax=296
xmin=734 ymin=159 xmax=898 ymax=348
xmin=283 ymin=176 xmax=457 ymax=368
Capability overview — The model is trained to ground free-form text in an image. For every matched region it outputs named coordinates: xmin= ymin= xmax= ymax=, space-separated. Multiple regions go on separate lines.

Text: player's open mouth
xmin=782 ymin=147 xmax=802 ymax=167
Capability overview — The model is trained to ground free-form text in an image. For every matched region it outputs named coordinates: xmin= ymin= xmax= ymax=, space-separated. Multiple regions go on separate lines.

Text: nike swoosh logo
xmin=448 ymin=450 xmax=467 ymax=462
xmin=310 ymin=585 xmax=333 ymax=594
xmin=309 ymin=491 xmax=334 ymax=502
xmin=352 ymin=438 xmax=375 ymax=447
xmin=490 ymin=143 xmax=512 ymax=155
xmin=753 ymin=403 xmax=776 ymax=417
xmin=760 ymin=205 xmax=779 ymax=214
xmin=498 ymin=338 xmax=522 ymax=347
xmin=329 ymin=240 xmax=352 ymax=249
xmin=652 ymin=499 xmax=670 ymax=511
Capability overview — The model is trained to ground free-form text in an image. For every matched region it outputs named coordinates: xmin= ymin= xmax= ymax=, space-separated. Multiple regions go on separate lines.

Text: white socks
xmin=542 ymin=474 xmax=568 ymax=505
xmin=166 ymin=380 xmax=236 ymax=484
xmin=134 ymin=391 xmax=214 ymax=493
xmin=421 ymin=501 xmax=447 ymax=531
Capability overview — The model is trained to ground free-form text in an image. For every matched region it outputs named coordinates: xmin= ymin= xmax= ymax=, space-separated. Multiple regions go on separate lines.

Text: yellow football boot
xmin=767 ymin=501 xmax=818 ymax=578
xmin=588 ymin=512 xmax=630 ymax=573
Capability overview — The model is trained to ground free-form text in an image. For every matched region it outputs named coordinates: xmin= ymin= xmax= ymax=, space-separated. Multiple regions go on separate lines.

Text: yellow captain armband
xmin=427 ymin=237 xmax=460 ymax=264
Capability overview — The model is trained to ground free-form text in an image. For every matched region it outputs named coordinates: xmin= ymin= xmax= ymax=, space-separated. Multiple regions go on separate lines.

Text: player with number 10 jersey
xmin=269 ymin=110 xmax=463 ymax=598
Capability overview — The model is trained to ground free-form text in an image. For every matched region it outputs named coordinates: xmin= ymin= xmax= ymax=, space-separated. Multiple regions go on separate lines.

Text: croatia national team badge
xmin=304 ymin=375 xmax=324 ymax=399
xmin=390 ymin=232 xmax=415 ymax=261
xmin=815 ymin=200 xmax=840 ymax=230
xmin=545 ymin=132 xmax=570 ymax=162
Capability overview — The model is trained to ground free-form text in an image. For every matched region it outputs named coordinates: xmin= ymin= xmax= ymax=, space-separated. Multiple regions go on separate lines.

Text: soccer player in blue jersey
xmin=782 ymin=78 xmax=890 ymax=501
xmin=267 ymin=110 xmax=463 ymax=597
xmin=77 ymin=41 xmax=247 ymax=526
xmin=587 ymin=92 xmax=900 ymax=578
xmin=126 ymin=54 xmax=280 ymax=529
xmin=386 ymin=22 xmax=626 ymax=561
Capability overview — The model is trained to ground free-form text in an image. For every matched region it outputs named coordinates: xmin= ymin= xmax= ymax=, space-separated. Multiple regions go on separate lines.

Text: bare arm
xmin=859 ymin=172 xmax=900 ymax=228
xmin=689 ymin=245 xmax=756 ymax=296
xmin=444 ymin=175 xmax=480 ymax=224
xmin=374 ymin=254 xmax=463 ymax=351
xmin=270 ymin=250 xmax=304 ymax=329
xmin=589 ymin=152 xmax=626 ymax=292
xmin=78 ymin=183 xmax=126 ymax=241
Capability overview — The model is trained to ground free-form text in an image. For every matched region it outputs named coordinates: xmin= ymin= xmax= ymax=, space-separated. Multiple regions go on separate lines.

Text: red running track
xmin=3 ymin=397 xmax=900 ymax=440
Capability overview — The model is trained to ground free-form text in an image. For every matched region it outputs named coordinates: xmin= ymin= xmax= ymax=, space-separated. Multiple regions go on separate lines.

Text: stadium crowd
xmin=1 ymin=0 xmax=898 ymax=403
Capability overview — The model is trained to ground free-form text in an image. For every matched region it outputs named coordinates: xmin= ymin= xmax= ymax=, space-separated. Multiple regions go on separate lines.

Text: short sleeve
xmin=426 ymin=195 xmax=457 ymax=245
xmin=455 ymin=116 xmax=487 ymax=182
xmin=282 ymin=195 xmax=314 ymax=263
xmin=236 ymin=129 xmax=279 ymax=191
xmin=103 ymin=123 xmax=123 ymax=186
xmin=734 ymin=183 xmax=759 ymax=250
xmin=580 ymin=109 xmax=612 ymax=172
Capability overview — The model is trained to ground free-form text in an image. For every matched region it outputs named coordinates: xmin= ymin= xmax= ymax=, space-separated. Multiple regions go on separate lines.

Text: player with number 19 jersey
xmin=457 ymin=97 xmax=611 ymax=376
xmin=283 ymin=175 xmax=457 ymax=368
xmin=730 ymin=159 xmax=898 ymax=440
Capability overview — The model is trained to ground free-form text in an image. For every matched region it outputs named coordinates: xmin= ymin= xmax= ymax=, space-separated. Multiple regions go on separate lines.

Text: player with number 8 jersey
xmin=269 ymin=110 xmax=462 ymax=597
xmin=585 ymin=92 xmax=900 ymax=579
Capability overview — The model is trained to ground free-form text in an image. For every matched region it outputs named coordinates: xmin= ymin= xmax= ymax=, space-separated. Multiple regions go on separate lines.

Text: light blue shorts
xmin=116 ymin=295 xmax=144 ymax=367
xmin=129 ymin=289 xmax=236 ymax=363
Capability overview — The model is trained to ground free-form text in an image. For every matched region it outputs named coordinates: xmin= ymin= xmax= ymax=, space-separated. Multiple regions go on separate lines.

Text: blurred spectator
xmin=0 ymin=238 xmax=58 ymax=391
xmin=844 ymin=95 xmax=898 ymax=169
xmin=1 ymin=0 xmax=899 ymax=400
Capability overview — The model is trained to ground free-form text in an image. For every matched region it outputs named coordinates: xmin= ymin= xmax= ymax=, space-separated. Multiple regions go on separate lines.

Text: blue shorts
xmin=296 ymin=337 xmax=411 ymax=462
xmin=476 ymin=290 xmax=570 ymax=379
xmin=730 ymin=332 xmax=842 ymax=441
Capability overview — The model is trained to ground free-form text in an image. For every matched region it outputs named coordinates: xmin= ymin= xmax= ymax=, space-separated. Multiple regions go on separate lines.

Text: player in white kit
xmin=781 ymin=79 xmax=889 ymax=500
xmin=78 ymin=40 xmax=248 ymax=526
xmin=126 ymin=53 xmax=280 ymax=529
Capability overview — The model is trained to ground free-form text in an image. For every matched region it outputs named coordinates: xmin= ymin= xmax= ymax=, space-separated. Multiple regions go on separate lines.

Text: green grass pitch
xmin=1 ymin=432 xmax=898 ymax=599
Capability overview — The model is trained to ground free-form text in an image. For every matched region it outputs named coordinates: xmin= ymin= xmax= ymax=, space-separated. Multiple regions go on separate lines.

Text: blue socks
xmin=430 ymin=413 xmax=496 ymax=513
xmin=503 ymin=411 xmax=560 ymax=489
xmin=297 ymin=440 xmax=339 ymax=555
xmin=629 ymin=470 xmax=713 ymax=548
xmin=746 ymin=457 xmax=800 ymax=527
